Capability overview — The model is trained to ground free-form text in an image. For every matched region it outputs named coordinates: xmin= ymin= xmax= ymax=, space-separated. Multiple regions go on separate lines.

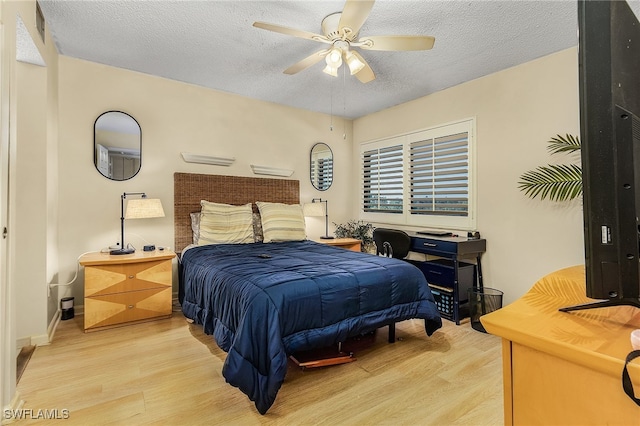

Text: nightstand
xmin=313 ymin=237 xmax=361 ymax=252
xmin=79 ymin=250 xmax=176 ymax=332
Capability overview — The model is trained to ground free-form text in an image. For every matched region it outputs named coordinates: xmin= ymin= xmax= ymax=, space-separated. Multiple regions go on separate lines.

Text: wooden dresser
xmin=80 ymin=250 xmax=176 ymax=332
xmin=481 ymin=266 xmax=640 ymax=425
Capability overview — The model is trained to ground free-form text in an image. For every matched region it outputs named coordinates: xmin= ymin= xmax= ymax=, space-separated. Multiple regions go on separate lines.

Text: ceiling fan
xmin=253 ymin=0 xmax=435 ymax=83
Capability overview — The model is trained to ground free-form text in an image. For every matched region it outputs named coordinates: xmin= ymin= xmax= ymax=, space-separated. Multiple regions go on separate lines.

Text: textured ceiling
xmin=32 ymin=0 xmax=622 ymax=119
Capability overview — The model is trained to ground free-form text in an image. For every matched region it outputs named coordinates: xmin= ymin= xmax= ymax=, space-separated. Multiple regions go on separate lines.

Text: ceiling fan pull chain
xmin=343 ymin=66 xmax=347 ymax=140
xmin=330 ymin=77 xmax=334 ymax=131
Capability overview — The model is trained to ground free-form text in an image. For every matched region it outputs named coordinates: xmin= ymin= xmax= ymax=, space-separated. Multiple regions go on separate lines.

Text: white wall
xmin=2 ymin=0 xmax=60 ymax=410
xmin=15 ymin=60 xmax=48 ymax=343
xmin=56 ymin=56 xmax=354 ymax=303
xmin=353 ymin=48 xmax=584 ymax=305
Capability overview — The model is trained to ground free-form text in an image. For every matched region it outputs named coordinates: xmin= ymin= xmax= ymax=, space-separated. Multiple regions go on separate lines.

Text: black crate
xmin=428 ymin=284 xmax=455 ymax=319
xmin=408 ymin=258 xmax=476 ymax=322
xmin=411 ymin=259 xmax=475 ymax=298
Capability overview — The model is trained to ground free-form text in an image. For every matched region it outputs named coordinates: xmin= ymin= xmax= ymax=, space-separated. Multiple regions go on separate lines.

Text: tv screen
xmin=563 ymin=0 xmax=640 ymax=311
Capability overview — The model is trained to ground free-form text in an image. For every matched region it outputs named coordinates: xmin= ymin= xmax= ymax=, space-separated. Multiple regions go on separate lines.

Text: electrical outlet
xmin=108 ymin=242 xmax=120 ymax=250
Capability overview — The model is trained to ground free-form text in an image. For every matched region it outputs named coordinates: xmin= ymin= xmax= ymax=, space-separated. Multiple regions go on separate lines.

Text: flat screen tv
xmin=561 ymin=0 xmax=640 ymax=312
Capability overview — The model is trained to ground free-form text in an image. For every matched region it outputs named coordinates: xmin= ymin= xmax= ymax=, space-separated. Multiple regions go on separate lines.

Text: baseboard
xmin=29 ymin=333 xmax=50 ymax=347
xmin=1 ymin=391 xmax=24 ymax=425
xmin=172 ymin=293 xmax=180 ymax=312
xmin=15 ymin=337 xmax=30 ymax=353
xmin=75 ymin=304 xmax=84 ymax=315
xmin=15 ymin=309 xmax=61 ymax=351
xmin=46 ymin=309 xmax=62 ymax=344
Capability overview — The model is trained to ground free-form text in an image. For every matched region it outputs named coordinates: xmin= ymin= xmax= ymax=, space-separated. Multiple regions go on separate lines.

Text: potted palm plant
xmin=518 ymin=134 xmax=582 ymax=201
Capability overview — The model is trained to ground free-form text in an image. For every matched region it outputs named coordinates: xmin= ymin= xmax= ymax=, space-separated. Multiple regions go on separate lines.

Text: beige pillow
xmin=197 ymin=201 xmax=254 ymax=245
xmin=256 ymin=201 xmax=307 ymax=243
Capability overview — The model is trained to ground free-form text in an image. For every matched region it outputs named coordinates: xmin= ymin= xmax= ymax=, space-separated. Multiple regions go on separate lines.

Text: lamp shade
xmin=125 ymin=198 xmax=165 ymax=219
xmin=325 ymin=47 xmax=343 ymax=67
xmin=346 ymin=51 xmax=365 ymax=75
xmin=303 ymin=202 xmax=324 ymax=217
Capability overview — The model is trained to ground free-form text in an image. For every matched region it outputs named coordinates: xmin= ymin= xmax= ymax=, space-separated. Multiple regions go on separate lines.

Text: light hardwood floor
xmin=14 ymin=312 xmax=504 ymax=425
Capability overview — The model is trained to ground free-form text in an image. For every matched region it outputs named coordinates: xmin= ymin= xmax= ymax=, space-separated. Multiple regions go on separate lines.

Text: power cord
xmin=47 ymin=251 xmax=99 ymax=296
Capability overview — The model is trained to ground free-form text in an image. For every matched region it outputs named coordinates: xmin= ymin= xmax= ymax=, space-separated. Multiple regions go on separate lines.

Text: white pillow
xmin=197 ymin=201 xmax=254 ymax=245
xmin=256 ymin=201 xmax=307 ymax=243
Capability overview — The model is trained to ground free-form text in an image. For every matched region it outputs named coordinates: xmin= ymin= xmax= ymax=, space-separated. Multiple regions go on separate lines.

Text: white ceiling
xmin=31 ymin=0 xmax=624 ymax=119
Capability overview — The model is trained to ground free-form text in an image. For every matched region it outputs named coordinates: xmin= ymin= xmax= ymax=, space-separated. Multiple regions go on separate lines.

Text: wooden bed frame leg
xmin=388 ymin=322 xmax=396 ymax=343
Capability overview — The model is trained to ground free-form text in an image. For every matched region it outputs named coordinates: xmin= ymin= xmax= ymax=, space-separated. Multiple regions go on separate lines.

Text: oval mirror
xmin=310 ymin=142 xmax=333 ymax=191
xmin=94 ymin=111 xmax=141 ymax=181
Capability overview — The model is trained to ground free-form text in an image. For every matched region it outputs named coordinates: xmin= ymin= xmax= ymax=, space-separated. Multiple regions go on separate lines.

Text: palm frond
xmin=518 ymin=164 xmax=583 ymax=201
xmin=547 ymin=134 xmax=581 ymax=155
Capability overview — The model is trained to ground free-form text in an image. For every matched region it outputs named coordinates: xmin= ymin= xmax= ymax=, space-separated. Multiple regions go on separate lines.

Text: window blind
xmin=410 ymin=132 xmax=469 ymax=216
xmin=363 ymin=144 xmax=403 ymax=213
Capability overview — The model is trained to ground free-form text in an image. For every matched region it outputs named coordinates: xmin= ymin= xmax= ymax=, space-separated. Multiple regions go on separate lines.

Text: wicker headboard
xmin=173 ymin=172 xmax=300 ymax=253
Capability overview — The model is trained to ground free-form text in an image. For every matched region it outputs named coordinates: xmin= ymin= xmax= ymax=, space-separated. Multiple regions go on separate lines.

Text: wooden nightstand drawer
xmin=84 ymin=287 xmax=172 ymax=330
xmin=84 ymin=258 xmax=172 ymax=297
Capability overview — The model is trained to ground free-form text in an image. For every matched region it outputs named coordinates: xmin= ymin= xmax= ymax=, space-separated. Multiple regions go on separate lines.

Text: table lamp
xmin=303 ymin=198 xmax=334 ymax=239
xmin=111 ymin=192 xmax=165 ymax=255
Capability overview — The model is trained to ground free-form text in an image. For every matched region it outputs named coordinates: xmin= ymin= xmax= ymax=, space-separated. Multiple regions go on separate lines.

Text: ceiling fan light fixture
xmin=253 ymin=0 xmax=435 ymax=84
xmin=325 ymin=47 xmax=343 ymax=67
xmin=345 ymin=51 xmax=365 ymax=75
xmin=323 ymin=63 xmax=339 ymax=77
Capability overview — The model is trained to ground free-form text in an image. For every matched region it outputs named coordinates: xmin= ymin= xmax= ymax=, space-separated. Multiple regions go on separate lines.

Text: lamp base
xmin=110 ymin=247 xmax=135 ymax=255
xmin=320 ymin=235 xmax=335 ymax=240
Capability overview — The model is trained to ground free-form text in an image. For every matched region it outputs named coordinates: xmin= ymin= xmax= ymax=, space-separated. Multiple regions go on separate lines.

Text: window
xmin=360 ymin=119 xmax=476 ymax=230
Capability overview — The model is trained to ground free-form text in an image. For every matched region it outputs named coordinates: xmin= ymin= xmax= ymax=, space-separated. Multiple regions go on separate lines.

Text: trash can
xmin=60 ymin=296 xmax=74 ymax=320
xmin=468 ymin=287 xmax=503 ymax=333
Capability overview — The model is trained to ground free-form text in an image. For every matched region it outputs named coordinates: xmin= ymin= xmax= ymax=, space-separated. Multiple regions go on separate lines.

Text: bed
xmin=174 ymin=172 xmax=442 ymax=414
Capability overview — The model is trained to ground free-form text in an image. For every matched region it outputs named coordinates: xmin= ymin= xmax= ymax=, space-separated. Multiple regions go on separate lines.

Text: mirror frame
xmin=310 ymin=142 xmax=333 ymax=191
xmin=94 ymin=111 xmax=141 ymax=181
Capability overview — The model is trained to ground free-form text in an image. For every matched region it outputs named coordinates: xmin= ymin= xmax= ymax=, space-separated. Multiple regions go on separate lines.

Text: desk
xmin=408 ymin=233 xmax=486 ymax=324
xmin=481 ymin=266 xmax=640 ymax=425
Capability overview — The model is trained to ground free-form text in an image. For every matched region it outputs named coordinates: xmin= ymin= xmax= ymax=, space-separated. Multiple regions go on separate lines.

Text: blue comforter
xmin=180 ymin=240 xmax=442 ymax=414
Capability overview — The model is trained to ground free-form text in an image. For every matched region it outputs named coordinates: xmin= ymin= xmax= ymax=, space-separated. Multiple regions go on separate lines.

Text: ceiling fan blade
xmin=339 ymin=0 xmax=375 ymax=36
xmin=253 ymin=21 xmax=328 ymax=43
xmin=350 ymin=50 xmax=375 ymax=83
xmin=283 ymin=49 xmax=329 ymax=75
xmin=358 ymin=35 xmax=435 ymax=51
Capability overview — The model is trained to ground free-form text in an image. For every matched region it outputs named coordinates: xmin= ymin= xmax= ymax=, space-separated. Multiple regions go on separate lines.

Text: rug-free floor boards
xmin=15 ymin=313 xmax=503 ymax=425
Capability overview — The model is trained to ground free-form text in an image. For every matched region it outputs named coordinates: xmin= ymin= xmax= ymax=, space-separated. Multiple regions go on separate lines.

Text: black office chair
xmin=372 ymin=228 xmax=413 ymax=343
xmin=373 ymin=228 xmax=411 ymax=259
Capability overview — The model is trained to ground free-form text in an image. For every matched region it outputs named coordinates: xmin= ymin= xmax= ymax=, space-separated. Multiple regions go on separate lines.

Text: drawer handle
xmin=423 ymin=243 xmax=437 ymax=247
xmin=128 ymin=275 xmax=134 ymax=279
xmin=128 ymin=305 xmax=134 ymax=309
